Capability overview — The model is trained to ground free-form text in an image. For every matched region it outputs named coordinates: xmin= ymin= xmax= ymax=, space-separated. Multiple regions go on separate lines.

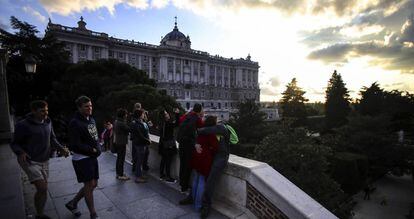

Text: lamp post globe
xmin=24 ymin=55 xmax=37 ymax=74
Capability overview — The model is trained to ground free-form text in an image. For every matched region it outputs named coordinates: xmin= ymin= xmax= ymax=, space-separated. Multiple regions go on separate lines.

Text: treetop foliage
xmin=230 ymin=99 xmax=266 ymax=144
xmin=280 ymin=78 xmax=308 ymax=125
xmin=325 ymin=70 xmax=351 ymax=129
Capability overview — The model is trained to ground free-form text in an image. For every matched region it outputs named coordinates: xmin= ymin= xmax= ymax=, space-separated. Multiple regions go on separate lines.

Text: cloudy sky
xmin=1 ymin=0 xmax=414 ymax=102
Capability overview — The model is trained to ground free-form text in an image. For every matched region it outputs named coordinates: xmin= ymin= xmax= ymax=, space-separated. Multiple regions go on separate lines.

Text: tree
xmin=357 ymin=83 xmax=414 ymax=132
xmin=382 ymin=90 xmax=414 ymax=132
xmin=229 ymin=99 xmax=266 ymax=144
xmin=325 ymin=70 xmax=351 ymax=129
xmin=357 ymin=82 xmax=384 ymax=116
xmin=0 ymin=16 xmax=69 ymax=116
xmin=280 ymin=78 xmax=308 ymax=125
xmin=254 ymin=121 xmax=352 ymax=218
xmin=49 ymin=59 xmax=178 ymax=128
xmin=97 ymin=84 xmax=179 ymax=125
xmin=336 ymin=114 xmax=399 ymax=177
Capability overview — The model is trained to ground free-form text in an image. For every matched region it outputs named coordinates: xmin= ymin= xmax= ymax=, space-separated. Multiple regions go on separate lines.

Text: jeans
xmin=133 ymin=145 xmax=148 ymax=177
xmin=131 ymin=144 xmax=136 ymax=170
xmin=143 ymin=146 xmax=150 ymax=170
xmin=202 ymin=153 xmax=229 ymax=207
xmin=115 ymin=144 xmax=126 ymax=176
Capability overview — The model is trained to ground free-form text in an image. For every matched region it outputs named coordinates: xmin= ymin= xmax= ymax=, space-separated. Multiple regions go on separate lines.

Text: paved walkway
xmin=23 ymin=152 xmax=227 ymax=219
xmin=353 ymin=174 xmax=414 ymax=219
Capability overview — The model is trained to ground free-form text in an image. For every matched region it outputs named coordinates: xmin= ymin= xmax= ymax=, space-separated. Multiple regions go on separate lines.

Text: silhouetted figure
xmin=363 ymin=186 xmax=371 ymax=200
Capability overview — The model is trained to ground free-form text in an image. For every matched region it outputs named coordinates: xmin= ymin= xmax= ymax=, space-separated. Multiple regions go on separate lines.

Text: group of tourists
xmin=10 ymin=97 xmax=233 ymax=219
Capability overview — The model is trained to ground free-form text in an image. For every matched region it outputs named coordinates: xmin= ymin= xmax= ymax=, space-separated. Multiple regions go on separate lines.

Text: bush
xmin=331 ymin=152 xmax=368 ymax=194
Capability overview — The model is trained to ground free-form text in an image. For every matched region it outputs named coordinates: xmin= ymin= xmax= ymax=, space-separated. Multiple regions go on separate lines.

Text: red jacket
xmin=179 ymin=112 xmax=204 ymax=128
xmin=190 ymin=134 xmax=218 ymax=177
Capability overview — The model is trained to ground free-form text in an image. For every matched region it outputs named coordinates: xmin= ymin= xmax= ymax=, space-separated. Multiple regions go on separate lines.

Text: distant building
xmin=46 ymin=17 xmax=260 ymax=118
xmin=260 ymin=108 xmax=280 ymax=121
xmin=260 ymin=102 xmax=280 ymax=121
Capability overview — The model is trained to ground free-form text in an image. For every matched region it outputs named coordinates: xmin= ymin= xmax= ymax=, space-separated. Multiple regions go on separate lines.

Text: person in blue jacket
xmin=11 ymin=100 xmax=69 ymax=219
xmin=65 ymin=96 xmax=101 ymax=219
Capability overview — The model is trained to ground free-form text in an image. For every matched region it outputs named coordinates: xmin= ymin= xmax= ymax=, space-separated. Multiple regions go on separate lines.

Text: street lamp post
xmin=0 ymin=51 xmax=38 ymax=141
xmin=0 ymin=49 xmax=12 ymax=140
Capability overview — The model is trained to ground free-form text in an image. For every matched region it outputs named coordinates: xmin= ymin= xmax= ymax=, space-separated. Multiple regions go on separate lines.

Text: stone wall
xmin=246 ymin=182 xmax=288 ymax=219
xmin=143 ymin=135 xmax=338 ymax=219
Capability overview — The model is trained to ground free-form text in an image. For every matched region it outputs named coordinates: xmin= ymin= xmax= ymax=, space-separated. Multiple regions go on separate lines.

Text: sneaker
xmin=35 ymin=215 xmax=51 ymax=219
xmin=65 ymin=200 xmax=81 ymax=217
xmin=116 ymin=175 xmax=130 ymax=180
xmin=180 ymin=187 xmax=189 ymax=193
xmin=159 ymin=174 xmax=166 ymax=180
xmin=165 ymin=177 xmax=176 ymax=183
xmin=135 ymin=177 xmax=147 ymax=183
xmin=200 ymin=206 xmax=210 ymax=218
xmin=90 ymin=213 xmax=99 ymax=219
xmin=179 ymin=196 xmax=193 ymax=205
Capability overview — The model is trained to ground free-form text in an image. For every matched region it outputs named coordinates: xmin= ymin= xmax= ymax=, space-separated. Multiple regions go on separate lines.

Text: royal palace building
xmin=47 ymin=17 xmax=260 ymax=119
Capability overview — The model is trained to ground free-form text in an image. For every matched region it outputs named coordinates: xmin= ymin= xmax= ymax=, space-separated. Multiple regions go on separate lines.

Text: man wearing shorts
xmin=65 ymin=96 xmax=101 ymax=219
xmin=11 ymin=100 xmax=69 ymax=219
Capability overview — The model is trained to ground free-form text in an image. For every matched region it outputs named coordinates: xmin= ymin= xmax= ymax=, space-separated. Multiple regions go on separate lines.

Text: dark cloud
xmin=308 ymin=17 xmax=414 ymax=74
xmin=314 ymin=0 xmax=357 ymax=16
xmin=216 ymin=0 xmax=307 ymax=14
xmin=305 ymin=1 xmax=414 ymax=74
xmin=308 ymin=43 xmax=352 ymax=62
xmin=302 ymin=0 xmax=414 ymax=48
xmin=400 ymin=15 xmax=414 ymax=43
xmin=300 ymin=26 xmax=344 ymax=48
xmin=356 ymin=0 xmax=414 ymax=31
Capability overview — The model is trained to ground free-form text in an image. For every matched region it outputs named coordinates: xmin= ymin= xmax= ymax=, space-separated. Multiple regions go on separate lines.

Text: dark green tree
xmin=50 ymin=59 xmax=178 ymax=127
xmin=97 ymin=84 xmax=179 ymax=124
xmin=325 ymin=70 xmax=351 ymax=129
xmin=336 ymin=114 xmax=398 ymax=176
xmin=357 ymin=83 xmax=414 ymax=132
xmin=254 ymin=121 xmax=352 ymax=218
xmin=0 ymin=16 xmax=69 ymax=116
xmin=280 ymin=78 xmax=308 ymax=125
xmin=357 ymin=82 xmax=384 ymax=116
xmin=383 ymin=90 xmax=414 ymax=132
xmin=229 ymin=99 xmax=266 ymax=144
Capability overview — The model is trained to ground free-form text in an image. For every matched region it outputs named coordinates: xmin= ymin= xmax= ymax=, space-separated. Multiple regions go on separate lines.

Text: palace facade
xmin=47 ymin=17 xmax=260 ymax=118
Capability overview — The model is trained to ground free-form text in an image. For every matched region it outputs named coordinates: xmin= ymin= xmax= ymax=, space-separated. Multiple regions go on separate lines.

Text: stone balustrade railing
xmin=140 ymin=134 xmax=338 ymax=219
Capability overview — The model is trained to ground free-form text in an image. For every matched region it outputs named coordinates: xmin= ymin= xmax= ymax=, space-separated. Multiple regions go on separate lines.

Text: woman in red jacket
xmin=190 ymin=115 xmax=218 ymax=211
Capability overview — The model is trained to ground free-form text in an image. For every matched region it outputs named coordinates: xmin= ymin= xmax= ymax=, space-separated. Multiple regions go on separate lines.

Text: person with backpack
xmin=195 ymin=120 xmax=238 ymax=218
xmin=176 ymin=103 xmax=204 ymax=195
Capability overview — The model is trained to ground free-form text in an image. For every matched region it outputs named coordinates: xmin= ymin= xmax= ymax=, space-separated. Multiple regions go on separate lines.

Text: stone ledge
xmin=147 ymin=134 xmax=337 ymax=219
xmin=0 ymin=144 xmax=25 ymax=219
